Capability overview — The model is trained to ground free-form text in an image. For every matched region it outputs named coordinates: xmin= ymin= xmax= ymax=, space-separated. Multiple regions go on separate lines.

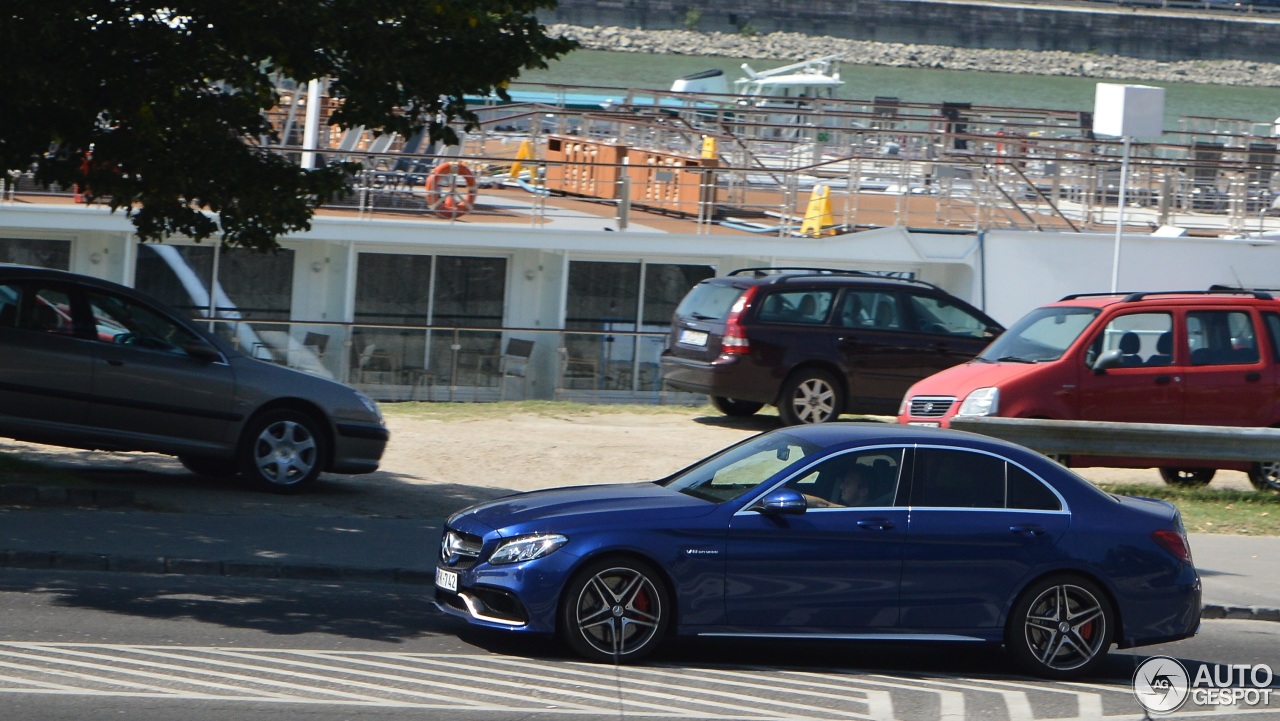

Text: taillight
xmin=721 ymin=287 xmax=758 ymax=356
xmin=1151 ymin=528 xmax=1193 ymax=564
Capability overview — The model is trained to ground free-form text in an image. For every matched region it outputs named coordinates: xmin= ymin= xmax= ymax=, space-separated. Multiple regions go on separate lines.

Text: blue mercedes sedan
xmin=434 ymin=424 xmax=1200 ymax=678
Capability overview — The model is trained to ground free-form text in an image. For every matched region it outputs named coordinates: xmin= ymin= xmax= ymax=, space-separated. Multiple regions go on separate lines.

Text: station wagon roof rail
xmin=1057 ymin=289 xmax=1275 ymax=302
xmin=727 ymin=267 xmax=937 ymax=289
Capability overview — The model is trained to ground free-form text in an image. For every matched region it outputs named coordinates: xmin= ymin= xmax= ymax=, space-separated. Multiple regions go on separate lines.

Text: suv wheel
xmin=1158 ymin=467 xmax=1215 ymax=487
xmin=1248 ymin=462 xmax=1280 ymax=491
xmin=710 ymin=396 xmax=764 ymax=417
xmin=778 ymin=369 xmax=844 ymax=425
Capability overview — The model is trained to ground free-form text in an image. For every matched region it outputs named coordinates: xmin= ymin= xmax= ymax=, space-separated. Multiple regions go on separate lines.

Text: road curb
xmin=0 ymin=549 xmax=433 ymax=586
xmin=1 ymin=548 xmax=1276 ymax=622
xmin=0 ymin=485 xmax=136 ymax=509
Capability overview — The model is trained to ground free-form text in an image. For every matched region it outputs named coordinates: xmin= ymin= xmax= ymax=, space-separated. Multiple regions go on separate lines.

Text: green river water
xmin=519 ymin=49 xmax=1280 ymax=131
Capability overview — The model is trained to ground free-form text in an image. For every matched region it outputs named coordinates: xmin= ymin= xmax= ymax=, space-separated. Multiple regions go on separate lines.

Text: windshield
xmin=661 ymin=431 xmax=821 ymax=503
xmin=977 ymin=306 xmax=1099 ymax=363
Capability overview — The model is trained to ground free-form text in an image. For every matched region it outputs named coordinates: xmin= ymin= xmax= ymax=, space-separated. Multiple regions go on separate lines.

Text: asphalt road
xmin=1 ymin=569 xmax=1277 ymax=721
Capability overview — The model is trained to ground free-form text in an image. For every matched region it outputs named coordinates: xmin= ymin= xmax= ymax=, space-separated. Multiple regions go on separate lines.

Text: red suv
xmin=897 ymin=289 xmax=1280 ymax=490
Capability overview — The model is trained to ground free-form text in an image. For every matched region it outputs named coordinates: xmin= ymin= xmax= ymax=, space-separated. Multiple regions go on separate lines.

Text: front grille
xmin=440 ymin=529 xmax=483 ymax=568
xmin=909 ymin=396 xmax=955 ymax=418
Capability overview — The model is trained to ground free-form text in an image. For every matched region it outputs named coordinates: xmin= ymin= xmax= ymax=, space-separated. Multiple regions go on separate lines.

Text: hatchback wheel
xmin=1006 ymin=575 xmax=1113 ymax=679
xmin=240 ymin=410 xmax=325 ymax=492
xmin=1249 ymin=461 xmax=1280 ymax=491
xmin=1159 ymin=467 xmax=1215 ymax=487
xmin=179 ymin=455 xmax=240 ymax=478
xmin=710 ymin=396 xmax=764 ymax=417
xmin=778 ymin=369 xmax=843 ymax=425
xmin=560 ymin=558 xmax=670 ymax=663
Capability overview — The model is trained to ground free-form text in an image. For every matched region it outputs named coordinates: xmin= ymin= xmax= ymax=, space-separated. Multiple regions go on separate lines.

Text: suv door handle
xmin=1154 ymin=375 xmax=1170 ymax=385
xmin=856 ymin=518 xmax=895 ymax=531
xmin=1246 ymin=372 xmax=1262 ymax=382
xmin=1010 ymin=524 xmax=1046 ymax=536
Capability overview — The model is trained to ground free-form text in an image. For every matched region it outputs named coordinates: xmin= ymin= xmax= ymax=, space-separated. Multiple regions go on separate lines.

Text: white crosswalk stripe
xmin=0 ymin=643 xmax=1270 ymax=719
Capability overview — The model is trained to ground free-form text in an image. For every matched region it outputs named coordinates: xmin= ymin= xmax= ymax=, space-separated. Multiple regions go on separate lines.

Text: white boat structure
xmin=3 ymin=69 xmax=1279 ymax=404
xmin=670 ymin=54 xmax=845 ymax=106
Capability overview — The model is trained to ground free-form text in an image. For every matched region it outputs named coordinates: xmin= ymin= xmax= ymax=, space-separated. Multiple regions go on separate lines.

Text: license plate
xmin=908 ymin=421 xmax=941 ymax=427
xmin=679 ymin=329 xmax=708 ymax=347
xmin=435 ymin=567 xmax=458 ymax=592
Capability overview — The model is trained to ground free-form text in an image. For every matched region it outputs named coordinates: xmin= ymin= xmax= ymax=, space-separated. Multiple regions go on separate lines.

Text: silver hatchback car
xmin=0 ymin=264 xmax=388 ymax=492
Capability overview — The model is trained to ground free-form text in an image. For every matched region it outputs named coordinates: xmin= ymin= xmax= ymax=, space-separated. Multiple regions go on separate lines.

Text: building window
xmin=0 ymin=238 xmax=71 ymax=269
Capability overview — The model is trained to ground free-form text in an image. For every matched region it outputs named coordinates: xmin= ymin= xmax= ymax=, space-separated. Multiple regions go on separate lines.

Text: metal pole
xmin=301 ymin=79 xmax=322 ymax=170
xmin=1109 ymin=135 xmax=1132 ymax=293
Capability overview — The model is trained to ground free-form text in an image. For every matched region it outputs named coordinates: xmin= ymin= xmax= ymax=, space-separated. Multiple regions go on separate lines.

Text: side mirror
xmin=1092 ymin=348 xmax=1122 ymax=375
xmin=184 ymin=339 xmax=222 ymax=363
xmin=749 ymin=488 xmax=807 ymax=515
xmin=985 ymin=326 xmax=1003 ymax=339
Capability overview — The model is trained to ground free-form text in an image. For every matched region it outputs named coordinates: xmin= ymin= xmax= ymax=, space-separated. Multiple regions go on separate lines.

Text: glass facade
xmin=566 ymin=261 xmax=714 ymax=391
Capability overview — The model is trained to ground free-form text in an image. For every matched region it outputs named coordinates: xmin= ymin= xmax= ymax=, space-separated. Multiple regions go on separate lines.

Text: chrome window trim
xmin=733 ymin=442 xmax=1070 ymax=516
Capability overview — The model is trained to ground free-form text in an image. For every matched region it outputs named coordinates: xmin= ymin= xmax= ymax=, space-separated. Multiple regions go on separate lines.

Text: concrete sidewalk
xmin=0 ymin=505 xmax=1274 ymax=622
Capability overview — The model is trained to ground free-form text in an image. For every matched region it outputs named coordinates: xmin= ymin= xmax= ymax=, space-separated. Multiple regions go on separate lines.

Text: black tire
xmin=1005 ymin=575 xmax=1114 ymax=679
xmin=710 ymin=396 xmax=764 ymax=417
xmin=239 ymin=409 xmax=326 ymax=493
xmin=179 ymin=455 xmax=240 ymax=478
xmin=777 ymin=368 xmax=844 ymax=426
xmin=559 ymin=557 xmax=670 ymax=663
xmin=1159 ymin=467 xmax=1215 ymax=487
xmin=1248 ymin=461 xmax=1280 ymax=491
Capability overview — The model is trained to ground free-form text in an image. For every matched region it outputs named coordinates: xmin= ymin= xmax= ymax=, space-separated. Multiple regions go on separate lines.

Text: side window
xmin=754 ymin=290 xmax=834 ymax=325
xmin=1007 ymin=465 xmax=1062 ymax=511
xmin=784 ymin=449 xmax=903 ymax=508
xmin=86 ymin=291 xmax=200 ymax=354
xmin=1084 ymin=312 xmax=1173 ymax=368
xmin=1187 ymin=310 xmax=1259 ymax=366
xmin=1265 ymin=313 xmax=1280 ymax=363
xmin=840 ymin=290 xmax=901 ymax=330
xmin=912 ymin=448 xmax=1005 ymax=508
xmin=907 ymin=294 xmax=990 ymax=337
xmin=0 ymin=283 xmax=75 ymax=335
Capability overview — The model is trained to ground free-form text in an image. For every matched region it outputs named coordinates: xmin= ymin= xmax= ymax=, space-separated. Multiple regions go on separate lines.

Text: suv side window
xmin=756 ymin=290 xmax=835 ymax=325
xmin=1265 ymin=312 xmax=1280 ymax=363
xmin=1187 ymin=310 xmax=1259 ymax=366
xmin=1084 ymin=312 xmax=1173 ymax=368
xmin=907 ymin=293 xmax=990 ymax=337
xmin=838 ymin=290 xmax=900 ymax=329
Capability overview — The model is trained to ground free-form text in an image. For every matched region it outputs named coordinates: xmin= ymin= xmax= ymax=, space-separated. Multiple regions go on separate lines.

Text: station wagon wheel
xmin=560 ymin=558 xmax=670 ymax=663
xmin=778 ymin=369 xmax=843 ymax=425
xmin=1006 ymin=575 xmax=1113 ymax=679
xmin=710 ymin=396 xmax=764 ymax=417
xmin=239 ymin=410 xmax=326 ymax=493
xmin=1248 ymin=461 xmax=1280 ymax=491
xmin=1158 ymin=467 xmax=1215 ymax=487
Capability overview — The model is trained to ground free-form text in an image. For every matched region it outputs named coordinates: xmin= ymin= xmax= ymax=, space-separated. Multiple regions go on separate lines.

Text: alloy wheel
xmin=570 ymin=565 xmax=664 ymax=659
xmin=252 ymin=419 xmax=318 ymax=487
xmin=1020 ymin=582 xmax=1108 ymax=673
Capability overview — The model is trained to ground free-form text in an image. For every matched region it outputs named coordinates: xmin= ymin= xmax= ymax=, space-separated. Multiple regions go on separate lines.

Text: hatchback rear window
xmin=674 ymin=283 xmax=746 ymax=321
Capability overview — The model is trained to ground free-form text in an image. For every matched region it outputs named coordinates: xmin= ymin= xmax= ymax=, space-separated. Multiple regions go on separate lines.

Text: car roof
xmin=778 ymin=421 xmax=1032 ymax=456
xmin=711 ymin=267 xmax=942 ymax=292
xmin=1049 ymin=288 xmax=1278 ymax=309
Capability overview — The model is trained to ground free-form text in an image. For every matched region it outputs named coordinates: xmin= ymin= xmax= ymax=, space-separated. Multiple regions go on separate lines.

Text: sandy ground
xmin=0 ymin=408 xmax=1256 ymax=518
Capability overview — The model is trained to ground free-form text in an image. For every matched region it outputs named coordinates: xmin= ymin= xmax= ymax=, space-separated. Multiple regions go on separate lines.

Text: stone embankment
xmin=548 ymin=24 xmax=1280 ymax=88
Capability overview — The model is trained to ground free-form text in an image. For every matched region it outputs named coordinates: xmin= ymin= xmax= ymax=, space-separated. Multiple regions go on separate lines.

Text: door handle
xmin=1154 ymin=375 xmax=1170 ymax=385
xmin=1010 ymin=524 xmax=1046 ymax=536
xmin=1246 ymin=372 xmax=1261 ymax=382
xmin=856 ymin=518 xmax=895 ymax=531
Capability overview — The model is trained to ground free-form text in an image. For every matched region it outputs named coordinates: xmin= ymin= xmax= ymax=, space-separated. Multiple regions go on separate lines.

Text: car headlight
xmin=489 ymin=534 xmax=568 ymax=565
xmin=355 ymin=391 xmax=383 ymax=424
xmin=956 ymin=387 xmax=999 ymax=417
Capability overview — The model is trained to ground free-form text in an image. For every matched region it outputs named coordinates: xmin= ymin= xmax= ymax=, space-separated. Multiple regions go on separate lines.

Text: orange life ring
xmin=424 ymin=162 xmax=478 ymax=219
